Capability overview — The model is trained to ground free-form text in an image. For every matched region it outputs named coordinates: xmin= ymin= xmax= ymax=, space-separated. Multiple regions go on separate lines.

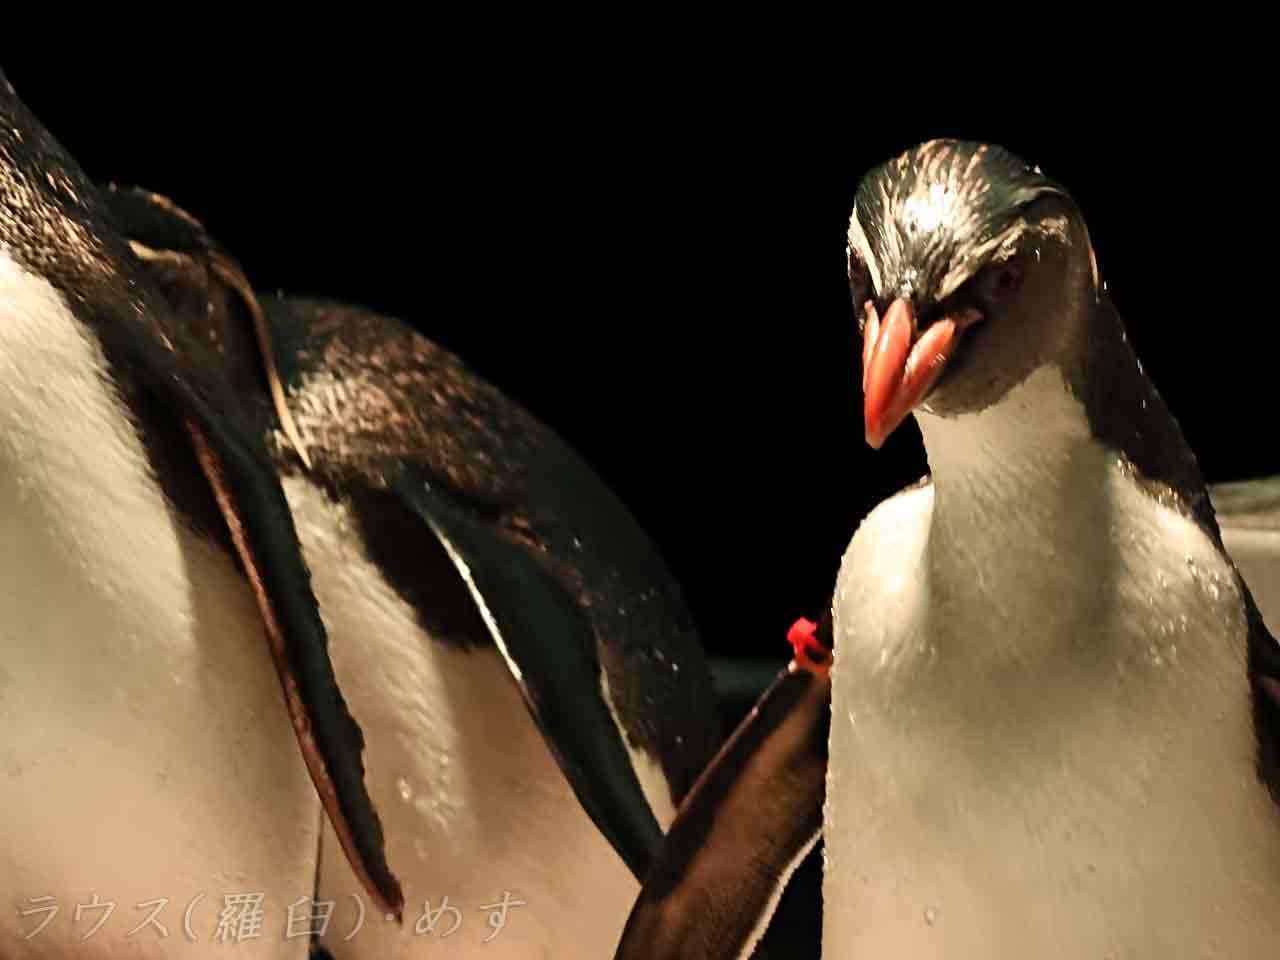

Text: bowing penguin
xmin=0 ymin=70 xmax=721 ymax=959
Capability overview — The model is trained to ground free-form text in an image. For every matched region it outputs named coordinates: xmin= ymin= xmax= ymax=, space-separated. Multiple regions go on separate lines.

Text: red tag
xmin=786 ymin=617 xmax=830 ymax=675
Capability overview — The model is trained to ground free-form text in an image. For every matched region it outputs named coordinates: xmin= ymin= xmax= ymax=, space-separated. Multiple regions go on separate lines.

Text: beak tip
xmin=864 ymin=423 xmax=886 ymax=450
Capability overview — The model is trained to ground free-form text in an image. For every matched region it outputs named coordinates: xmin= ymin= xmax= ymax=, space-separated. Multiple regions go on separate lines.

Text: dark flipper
xmin=95 ymin=189 xmax=404 ymax=919
xmin=396 ymin=477 xmax=665 ymax=881
xmin=615 ymin=646 xmax=831 ymax=959
xmin=186 ymin=420 xmax=402 ymax=919
xmin=0 ymin=77 xmax=403 ymax=924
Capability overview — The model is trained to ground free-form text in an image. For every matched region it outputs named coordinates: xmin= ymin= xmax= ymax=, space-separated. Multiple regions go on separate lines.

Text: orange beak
xmin=862 ymin=299 xmax=963 ymax=448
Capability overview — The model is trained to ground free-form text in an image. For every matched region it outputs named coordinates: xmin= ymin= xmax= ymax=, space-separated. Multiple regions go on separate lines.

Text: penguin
xmin=0 ymin=71 xmax=722 ymax=959
xmin=829 ymin=139 xmax=1280 ymax=958
xmin=614 ymin=140 xmax=1280 ymax=960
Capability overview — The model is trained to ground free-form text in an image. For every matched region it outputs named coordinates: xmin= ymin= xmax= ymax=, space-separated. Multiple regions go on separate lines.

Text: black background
xmin=5 ymin=51 xmax=1275 ymax=668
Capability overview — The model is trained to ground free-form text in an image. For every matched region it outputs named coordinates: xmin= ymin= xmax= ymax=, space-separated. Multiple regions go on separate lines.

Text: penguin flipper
xmin=394 ymin=476 xmax=666 ymax=881
xmin=182 ymin=419 xmax=402 ymax=919
xmin=85 ymin=186 xmax=404 ymax=918
xmin=614 ymin=652 xmax=830 ymax=959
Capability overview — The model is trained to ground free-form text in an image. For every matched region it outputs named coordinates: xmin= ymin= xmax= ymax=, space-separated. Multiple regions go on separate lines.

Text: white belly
xmin=0 ymin=523 xmax=321 ymax=960
xmin=825 ymin=465 xmax=1280 ymax=958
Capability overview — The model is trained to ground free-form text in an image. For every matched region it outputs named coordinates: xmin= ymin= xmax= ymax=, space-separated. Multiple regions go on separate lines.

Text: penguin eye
xmin=848 ymin=246 xmax=873 ymax=317
xmin=979 ymin=257 xmax=1026 ymax=302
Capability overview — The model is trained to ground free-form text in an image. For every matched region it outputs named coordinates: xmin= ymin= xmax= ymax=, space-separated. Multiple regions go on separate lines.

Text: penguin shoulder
xmin=834 ymin=476 xmax=934 ymax=617
xmin=1106 ymin=464 xmax=1245 ymax=629
xmin=846 ymin=474 xmax=934 ymax=560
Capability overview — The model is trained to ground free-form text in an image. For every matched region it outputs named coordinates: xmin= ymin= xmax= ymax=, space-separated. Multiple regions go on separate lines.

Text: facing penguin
xmin=0 ymin=71 xmax=721 ymax=959
xmin=827 ymin=139 xmax=1280 ymax=957
xmin=613 ymin=140 xmax=1280 ymax=959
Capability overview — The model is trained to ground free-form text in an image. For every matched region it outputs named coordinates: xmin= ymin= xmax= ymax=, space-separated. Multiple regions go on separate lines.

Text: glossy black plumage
xmin=98 ymin=183 xmax=723 ymax=881
xmin=851 ymin=140 xmax=1067 ymax=311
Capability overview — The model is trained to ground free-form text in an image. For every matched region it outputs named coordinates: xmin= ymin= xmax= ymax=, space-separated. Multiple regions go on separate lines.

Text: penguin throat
xmin=915 ymin=364 xmax=1105 ymax=553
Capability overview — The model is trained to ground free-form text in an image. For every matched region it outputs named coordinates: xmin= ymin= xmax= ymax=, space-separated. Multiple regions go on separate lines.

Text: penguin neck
xmin=910 ymin=297 xmax=1195 ymax=562
xmin=914 ymin=361 xmax=1109 ymax=561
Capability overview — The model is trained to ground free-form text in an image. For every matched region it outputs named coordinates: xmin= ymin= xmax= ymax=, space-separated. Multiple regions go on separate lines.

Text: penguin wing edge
xmin=614 ymin=663 xmax=829 ymax=960
xmin=393 ymin=476 xmax=667 ymax=882
xmin=95 ymin=185 xmax=405 ymax=919
xmin=184 ymin=417 xmax=404 ymax=921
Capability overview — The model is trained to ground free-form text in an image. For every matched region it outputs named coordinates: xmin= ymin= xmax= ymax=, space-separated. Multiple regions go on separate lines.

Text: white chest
xmin=823 ymin=370 xmax=1280 ymax=958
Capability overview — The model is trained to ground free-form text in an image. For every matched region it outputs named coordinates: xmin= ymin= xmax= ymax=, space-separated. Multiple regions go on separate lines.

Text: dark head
xmin=849 ymin=140 xmax=1101 ymax=447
